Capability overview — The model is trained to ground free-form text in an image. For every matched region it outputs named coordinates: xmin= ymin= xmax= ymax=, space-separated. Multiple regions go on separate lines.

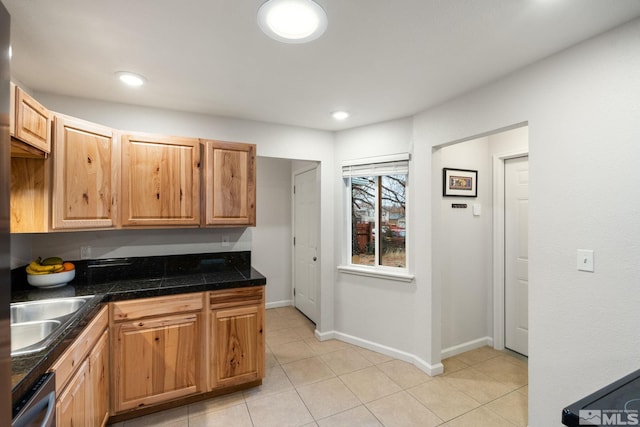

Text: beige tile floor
xmin=110 ymin=306 xmax=528 ymax=427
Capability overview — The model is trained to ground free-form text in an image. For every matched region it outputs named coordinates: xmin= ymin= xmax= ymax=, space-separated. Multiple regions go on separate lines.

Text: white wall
xmin=16 ymin=228 xmax=250 ymax=265
xmin=331 ymin=118 xmax=437 ymax=368
xmin=436 ymin=137 xmax=492 ymax=353
xmin=413 ymin=18 xmax=640 ymax=427
xmin=252 ymin=157 xmax=293 ymax=307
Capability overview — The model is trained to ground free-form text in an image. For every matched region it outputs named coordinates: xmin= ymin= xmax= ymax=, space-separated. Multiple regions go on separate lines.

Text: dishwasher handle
xmin=12 ymin=372 xmax=56 ymax=427
xmin=12 ymin=391 xmax=55 ymax=427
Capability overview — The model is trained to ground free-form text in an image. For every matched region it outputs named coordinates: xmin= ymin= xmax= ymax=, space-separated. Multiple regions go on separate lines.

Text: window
xmin=343 ymin=154 xmax=408 ymax=270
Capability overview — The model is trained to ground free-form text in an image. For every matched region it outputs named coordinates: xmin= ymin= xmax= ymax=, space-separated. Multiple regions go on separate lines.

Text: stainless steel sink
xmin=10 ymin=296 xmax=91 ymax=324
xmin=11 ymin=320 xmax=62 ymax=356
xmin=10 ymin=296 xmax=94 ymax=356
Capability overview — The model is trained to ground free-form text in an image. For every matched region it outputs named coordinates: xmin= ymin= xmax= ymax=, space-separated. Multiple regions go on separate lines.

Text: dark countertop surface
xmin=10 ymin=251 xmax=266 ymax=407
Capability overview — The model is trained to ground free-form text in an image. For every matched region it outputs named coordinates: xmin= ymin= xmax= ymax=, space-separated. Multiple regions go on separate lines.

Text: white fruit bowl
xmin=27 ymin=270 xmax=76 ymax=288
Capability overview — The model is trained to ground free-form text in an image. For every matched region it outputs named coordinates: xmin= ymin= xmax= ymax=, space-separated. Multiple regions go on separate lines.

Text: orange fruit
xmin=62 ymin=262 xmax=75 ymax=271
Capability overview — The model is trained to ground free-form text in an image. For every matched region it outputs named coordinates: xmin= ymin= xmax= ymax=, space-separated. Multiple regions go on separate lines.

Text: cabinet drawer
xmin=111 ymin=293 xmax=203 ymax=322
xmin=209 ymin=286 xmax=264 ymax=309
xmin=51 ymin=305 xmax=108 ymax=395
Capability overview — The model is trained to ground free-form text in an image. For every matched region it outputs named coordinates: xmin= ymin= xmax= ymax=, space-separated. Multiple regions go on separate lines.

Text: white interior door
xmin=293 ymin=167 xmax=319 ymax=323
xmin=505 ymin=156 xmax=529 ymax=356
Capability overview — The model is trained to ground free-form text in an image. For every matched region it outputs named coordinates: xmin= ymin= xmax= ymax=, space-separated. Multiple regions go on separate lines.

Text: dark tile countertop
xmin=10 ymin=251 xmax=266 ymax=407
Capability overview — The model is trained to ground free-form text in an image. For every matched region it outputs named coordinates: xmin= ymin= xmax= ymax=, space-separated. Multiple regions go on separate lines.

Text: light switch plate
xmin=577 ymin=249 xmax=594 ymax=272
xmin=473 ymin=204 xmax=481 ymax=216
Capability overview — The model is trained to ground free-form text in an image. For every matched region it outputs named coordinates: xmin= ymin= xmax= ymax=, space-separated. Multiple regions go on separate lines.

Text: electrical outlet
xmin=577 ymin=249 xmax=594 ymax=272
xmin=221 ymin=236 xmax=230 ymax=247
xmin=80 ymin=246 xmax=91 ymax=260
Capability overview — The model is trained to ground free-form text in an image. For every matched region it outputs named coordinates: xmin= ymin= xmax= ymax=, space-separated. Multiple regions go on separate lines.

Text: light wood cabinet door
xmin=89 ymin=330 xmax=109 ymax=427
xmin=57 ymin=359 xmax=89 ymax=427
xmin=52 ymin=115 xmax=119 ymax=229
xmin=112 ymin=313 xmax=203 ymax=413
xmin=52 ymin=306 xmax=108 ymax=427
xmin=209 ymin=304 xmax=264 ymax=389
xmin=203 ymin=140 xmax=256 ymax=226
xmin=12 ymin=85 xmax=51 ymax=154
xmin=121 ymin=134 xmax=200 ymax=227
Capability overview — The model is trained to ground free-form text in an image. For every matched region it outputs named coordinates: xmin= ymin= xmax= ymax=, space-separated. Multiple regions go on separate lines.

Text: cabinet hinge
xmin=293 ymin=185 xmax=296 ymax=194
xmin=293 ymin=237 xmax=296 ymax=246
xmin=293 ymin=288 xmax=296 ymax=296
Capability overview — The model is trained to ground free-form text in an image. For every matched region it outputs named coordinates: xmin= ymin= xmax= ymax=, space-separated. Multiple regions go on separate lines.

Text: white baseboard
xmin=315 ymin=329 xmax=444 ymax=376
xmin=441 ymin=336 xmax=494 ymax=360
xmin=266 ymin=300 xmax=293 ymax=309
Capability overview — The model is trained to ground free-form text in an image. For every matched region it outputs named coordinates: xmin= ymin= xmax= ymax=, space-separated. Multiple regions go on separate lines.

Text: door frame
xmin=291 ymin=164 xmax=321 ymax=321
xmin=492 ymin=149 xmax=528 ymax=350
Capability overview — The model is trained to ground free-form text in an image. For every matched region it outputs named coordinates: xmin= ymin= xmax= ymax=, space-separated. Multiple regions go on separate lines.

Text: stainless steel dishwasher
xmin=12 ymin=372 xmax=56 ymax=427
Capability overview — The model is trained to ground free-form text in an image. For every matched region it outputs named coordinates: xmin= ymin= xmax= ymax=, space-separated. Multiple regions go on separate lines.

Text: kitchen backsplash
xmin=10 ymin=228 xmax=252 ymax=269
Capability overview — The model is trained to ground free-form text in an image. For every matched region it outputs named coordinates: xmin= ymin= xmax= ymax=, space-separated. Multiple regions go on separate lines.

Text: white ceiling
xmin=5 ymin=0 xmax=640 ymax=131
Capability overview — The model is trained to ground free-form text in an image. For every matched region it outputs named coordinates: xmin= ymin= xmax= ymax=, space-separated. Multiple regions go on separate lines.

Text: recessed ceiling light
xmin=116 ymin=71 xmax=147 ymax=87
xmin=332 ymin=111 xmax=349 ymax=120
xmin=257 ymin=0 xmax=327 ymax=44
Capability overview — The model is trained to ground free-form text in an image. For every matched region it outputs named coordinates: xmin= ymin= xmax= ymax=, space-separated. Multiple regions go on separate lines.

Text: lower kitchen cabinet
xmin=209 ymin=286 xmax=265 ymax=390
xmin=51 ymin=306 xmax=109 ymax=427
xmin=110 ymin=294 xmax=205 ymax=413
xmin=89 ymin=330 xmax=110 ymax=427
xmin=57 ymin=359 xmax=89 ymax=427
xmin=49 ymin=288 xmax=266 ymax=421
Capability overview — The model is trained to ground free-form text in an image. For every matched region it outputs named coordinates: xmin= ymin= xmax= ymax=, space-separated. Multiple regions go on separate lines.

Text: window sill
xmin=337 ymin=265 xmax=415 ymax=283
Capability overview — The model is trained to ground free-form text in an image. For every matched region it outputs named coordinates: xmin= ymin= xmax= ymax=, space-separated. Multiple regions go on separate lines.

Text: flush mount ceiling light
xmin=257 ymin=0 xmax=327 ymax=44
xmin=332 ymin=111 xmax=349 ymax=120
xmin=116 ymin=71 xmax=147 ymax=87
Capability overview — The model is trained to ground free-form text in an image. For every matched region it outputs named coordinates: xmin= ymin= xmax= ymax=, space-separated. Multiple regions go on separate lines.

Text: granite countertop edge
xmin=11 ymin=257 xmax=266 ymax=407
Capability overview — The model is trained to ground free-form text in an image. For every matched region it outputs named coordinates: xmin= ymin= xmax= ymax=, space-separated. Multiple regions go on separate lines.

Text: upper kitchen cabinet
xmin=10 ymin=83 xmax=52 ymax=158
xmin=203 ymin=140 xmax=256 ymax=226
xmin=121 ymin=134 xmax=200 ymax=227
xmin=52 ymin=115 xmax=119 ymax=229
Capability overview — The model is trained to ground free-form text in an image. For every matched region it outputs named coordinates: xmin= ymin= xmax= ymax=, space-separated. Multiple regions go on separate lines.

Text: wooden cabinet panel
xmin=51 ymin=306 xmax=108 ymax=395
xmin=209 ymin=286 xmax=265 ymax=389
xmin=57 ymin=359 xmax=89 ymax=427
xmin=203 ymin=140 xmax=256 ymax=226
xmin=9 ymin=82 xmax=15 ymax=136
xmin=121 ymin=134 xmax=200 ymax=227
xmin=209 ymin=286 xmax=264 ymax=310
xmin=52 ymin=306 xmax=108 ymax=427
xmin=112 ymin=312 xmax=203 ymax=412
xmin=209 ymin=287 xmax=264 ymax=389
xmin=89 ymin=330 xmax=109 ymax=427
xmin=52 ymin=115 xmax=119 ymax=229
xmin=12 ymin=85 xmax=51 ymax=154
xmin=111 ymin=293 xmax=203 ymax=322
xmin=10 ymin=157 xmax=49 ymax=233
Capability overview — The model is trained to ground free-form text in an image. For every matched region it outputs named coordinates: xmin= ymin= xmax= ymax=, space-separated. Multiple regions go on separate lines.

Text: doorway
xmin=293 ymin=166 xmax=320 ymax=323
xmin=504 ymin=156 xmax=529 ymax=356
xmin=433 ymin=125 xmax=528 ymax=360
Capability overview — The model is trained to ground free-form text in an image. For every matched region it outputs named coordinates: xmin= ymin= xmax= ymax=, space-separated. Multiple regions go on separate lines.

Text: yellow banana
xmin=26 ymin=265 xmax=49 ymax=275
xmin=28 ymin=260 xmax=60 ymax=273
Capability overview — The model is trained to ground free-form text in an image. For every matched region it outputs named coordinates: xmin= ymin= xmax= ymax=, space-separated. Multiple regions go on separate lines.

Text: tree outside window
xmin=350 ymin=174 xmax=406 ymax=268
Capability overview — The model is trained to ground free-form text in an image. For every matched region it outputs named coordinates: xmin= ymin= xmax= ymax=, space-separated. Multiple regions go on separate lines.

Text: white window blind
xmin=342 ymin=153 xmax=410 ymax=178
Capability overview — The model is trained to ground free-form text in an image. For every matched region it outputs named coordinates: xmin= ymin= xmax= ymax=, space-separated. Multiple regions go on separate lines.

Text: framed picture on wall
xmin=443 ymin=168 xmax=478 ymax=197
